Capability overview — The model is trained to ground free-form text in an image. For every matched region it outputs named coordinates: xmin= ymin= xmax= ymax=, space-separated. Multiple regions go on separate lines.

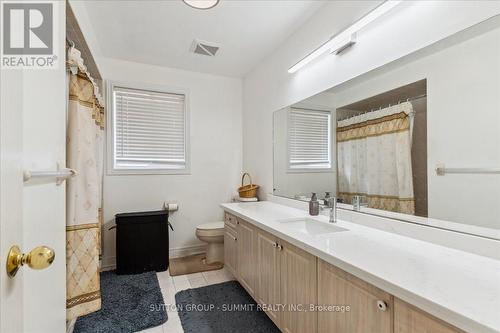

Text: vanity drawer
xmin=225 ymin=224 xmax=237 ymax=236
xmin=225 ymin=212 xmax=238 ymax=230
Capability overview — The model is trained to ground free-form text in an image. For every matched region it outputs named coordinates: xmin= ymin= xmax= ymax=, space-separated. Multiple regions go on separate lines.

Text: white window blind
xmin=113 ymin=86 xmax=187 ymax=170
xmin=288 ymin=108 xmax=331 ymax=170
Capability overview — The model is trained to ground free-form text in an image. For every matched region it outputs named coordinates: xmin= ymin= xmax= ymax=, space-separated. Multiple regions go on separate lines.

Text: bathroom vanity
xmin=221 ymin=16 xmax=500 ymax=333
xmin=221 ymin=201 xmax=500 ymax=333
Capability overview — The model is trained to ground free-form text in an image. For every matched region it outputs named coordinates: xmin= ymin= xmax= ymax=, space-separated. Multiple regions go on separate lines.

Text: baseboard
xmin=100 ymin=256 xmax=117 ymax=272
xmin=169 ymin=244 xmax=206 ymax=258
xmin=99 ymin=244 xmax=206 ymax=272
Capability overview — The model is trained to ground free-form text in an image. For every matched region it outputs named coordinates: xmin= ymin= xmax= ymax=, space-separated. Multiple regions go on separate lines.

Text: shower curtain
xmin=337 ymin=102 xmax=415 ymax=214
xmin=66 ymin=46 xmax=104 ymax=320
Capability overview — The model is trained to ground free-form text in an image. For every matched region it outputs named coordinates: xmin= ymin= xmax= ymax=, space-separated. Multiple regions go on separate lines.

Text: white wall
xmin=242 ymin=1 xmax=500 ymax=228
xmin=98 ymin=57 xmax=242 ymax=268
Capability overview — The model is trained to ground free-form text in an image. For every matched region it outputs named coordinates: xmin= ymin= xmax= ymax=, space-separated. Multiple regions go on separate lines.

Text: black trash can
xmin=115 ymin=210 xmax=172 ymax=275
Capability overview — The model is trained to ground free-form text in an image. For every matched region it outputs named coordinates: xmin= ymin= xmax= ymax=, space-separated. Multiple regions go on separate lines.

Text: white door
xmin=0 ymin=61 xmax=25 ymax=333
xmin=0 ymin=1 xmax=67 ymax=332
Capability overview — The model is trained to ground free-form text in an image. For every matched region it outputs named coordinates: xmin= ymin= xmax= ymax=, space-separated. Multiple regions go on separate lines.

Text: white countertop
xmin=221 ymin=201 xmax=500 ymax=333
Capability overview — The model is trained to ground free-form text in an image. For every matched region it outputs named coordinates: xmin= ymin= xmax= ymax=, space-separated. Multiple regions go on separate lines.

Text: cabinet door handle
xmin=376 ymin=300 xmax=388 ymax=312
xmin=272 ymin=242 xmax=277 ymax=248
xmin=277 ymin=244 xmax=283 ymax=251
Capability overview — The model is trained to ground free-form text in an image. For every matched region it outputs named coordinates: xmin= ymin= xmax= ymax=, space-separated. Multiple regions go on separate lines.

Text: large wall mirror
xmin=273 ymin=16 xmax=500 ymax=238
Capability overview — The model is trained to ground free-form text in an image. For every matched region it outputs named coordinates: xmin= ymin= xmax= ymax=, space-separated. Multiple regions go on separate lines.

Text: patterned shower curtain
xmin=66 ymin=47 xmax=104 ymax=320
xmin=337 ymin=102 xmax=415 ymax=214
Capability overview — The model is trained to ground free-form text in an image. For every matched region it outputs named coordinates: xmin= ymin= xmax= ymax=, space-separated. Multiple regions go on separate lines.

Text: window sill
xmin=286 ymin=167 xmax=335 ymax=174
xmin=107 ymin=168 xmax=191 ymax=176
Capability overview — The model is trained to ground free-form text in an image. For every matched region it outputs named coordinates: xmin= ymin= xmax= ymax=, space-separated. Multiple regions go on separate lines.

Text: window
xmin=288 ymin=107 xmax=331 ymax=171
xmin=110 ymin=83 xmax=189 ymax=174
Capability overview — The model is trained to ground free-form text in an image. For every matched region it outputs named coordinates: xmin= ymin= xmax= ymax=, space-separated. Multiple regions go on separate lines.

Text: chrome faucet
xmin=321 ymin=197 xmax=337 ymax=223
xmin=352 ymin=195 xmax=367 ymax=211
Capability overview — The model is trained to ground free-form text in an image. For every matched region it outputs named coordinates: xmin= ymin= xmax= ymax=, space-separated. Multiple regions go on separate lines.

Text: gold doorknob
xmin=6 ymin=245 xmax=55 ymax=278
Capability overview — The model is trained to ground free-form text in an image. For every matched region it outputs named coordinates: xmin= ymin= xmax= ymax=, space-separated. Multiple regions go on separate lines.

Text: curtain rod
xmin=364 ymin=93 xmax=427 ymax=113
xmin=338 ymin=93 xmax=427 ymax=121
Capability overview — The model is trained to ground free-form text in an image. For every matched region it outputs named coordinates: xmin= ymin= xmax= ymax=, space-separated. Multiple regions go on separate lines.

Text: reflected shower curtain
xmin=337 ymin=102 xmax=415 ymax=214
xmin=66 ymin=49 xmax=105 ymax=320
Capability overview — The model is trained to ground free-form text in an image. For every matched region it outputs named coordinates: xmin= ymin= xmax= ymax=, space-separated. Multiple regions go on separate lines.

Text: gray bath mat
xmin=175 ymin=281 xmax=280 ymax=333
xmin=74 ymin=270 xmax=167 ymax=333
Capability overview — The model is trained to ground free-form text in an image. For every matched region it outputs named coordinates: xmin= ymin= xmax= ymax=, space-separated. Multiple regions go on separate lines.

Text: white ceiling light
xmin=288 ymin=0 xmax=402 ymax=74
xmin=183 ymin=0 xmax=219 ymax=10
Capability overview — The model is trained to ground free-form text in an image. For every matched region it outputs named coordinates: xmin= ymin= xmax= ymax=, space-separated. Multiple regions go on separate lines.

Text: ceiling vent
xmin=191 ymin=39 xmax=219 ymax=57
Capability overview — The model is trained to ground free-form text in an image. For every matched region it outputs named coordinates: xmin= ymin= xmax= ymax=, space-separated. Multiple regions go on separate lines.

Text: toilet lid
xmin=197 ymin=221 xmax=224 ymax=230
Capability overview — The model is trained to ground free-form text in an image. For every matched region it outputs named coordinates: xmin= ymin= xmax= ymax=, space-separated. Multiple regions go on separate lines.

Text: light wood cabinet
xmin=223 ymin=229 xmax=238 ymax=277
xmin=237 ymin=218 xmax=256 ymax=296
xmin=394 ymin=298 xmax=465 ymax=333
xmin=318 ymin=259 xmax=393 ymax=333
xmin=252 ymin=223 xmax=318 ymax=333
xmin=280 ymin=240 xmax=318 ymax=333
xmin=224 ymin=212 xmax=466 ymax=333
xmin=256 ymin=229 xmax=281 ymax=326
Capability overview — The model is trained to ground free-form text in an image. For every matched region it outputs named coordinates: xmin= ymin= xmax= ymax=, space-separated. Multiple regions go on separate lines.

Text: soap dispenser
xmin=324 ymin=192 xmax=331 ymax=205
xmin=309 ymin=192 xmax=319 ymax=216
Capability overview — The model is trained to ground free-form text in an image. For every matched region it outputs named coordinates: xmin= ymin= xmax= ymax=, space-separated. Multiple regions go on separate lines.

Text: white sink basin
xmin=276 ymin=217 xmax=348 ymax=236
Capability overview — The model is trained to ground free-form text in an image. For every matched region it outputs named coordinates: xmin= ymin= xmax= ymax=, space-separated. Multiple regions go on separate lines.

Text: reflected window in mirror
xmin=288 ymin=108 xmax=332 ymax=171
xmin=273 ymin=107 xmax=335 ymax=202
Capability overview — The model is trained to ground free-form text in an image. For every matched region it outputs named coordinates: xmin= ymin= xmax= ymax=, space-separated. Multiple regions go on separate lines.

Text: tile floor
xmin=140 ymin=267 xmax=235 ymax=333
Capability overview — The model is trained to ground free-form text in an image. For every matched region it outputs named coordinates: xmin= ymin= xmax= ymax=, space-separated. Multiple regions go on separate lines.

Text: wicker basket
xmin=238 ymin=173 xmax=259 ymax=198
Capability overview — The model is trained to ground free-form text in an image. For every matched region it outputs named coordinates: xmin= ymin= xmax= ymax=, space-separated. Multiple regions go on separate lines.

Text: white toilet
xmin=195 ymin=222 xmax=225 ymax=264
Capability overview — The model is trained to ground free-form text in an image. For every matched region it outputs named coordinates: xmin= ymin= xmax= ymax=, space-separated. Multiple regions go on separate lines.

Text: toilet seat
xmin=197 ymin=222 xmax=224 ymax=230
xmin=196 ymin=221 xmax=224 ymax=237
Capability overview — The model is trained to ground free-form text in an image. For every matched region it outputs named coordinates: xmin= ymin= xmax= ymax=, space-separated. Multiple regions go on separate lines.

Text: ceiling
xmin=78 ymin=0 xmax=326 ymax=77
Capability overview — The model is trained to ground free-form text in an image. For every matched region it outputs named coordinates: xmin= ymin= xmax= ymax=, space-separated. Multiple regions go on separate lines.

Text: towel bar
xmin=23 ymin=167 xmax=78 ymax=185
xmin=436 ymin=164 xmax=500 ymax=176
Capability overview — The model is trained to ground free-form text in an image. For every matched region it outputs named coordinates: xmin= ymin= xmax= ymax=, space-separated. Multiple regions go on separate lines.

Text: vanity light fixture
xmin=183 ymin=0 xmax=219 ymax=10
xmin=288 ymin=0 xmax=402 ymax=74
